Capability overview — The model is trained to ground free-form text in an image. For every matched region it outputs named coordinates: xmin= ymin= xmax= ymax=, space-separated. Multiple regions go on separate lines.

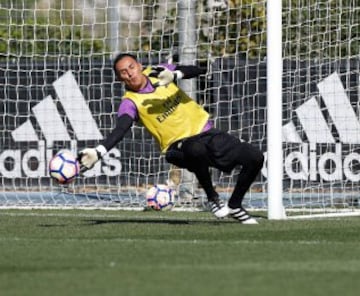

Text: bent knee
xmin=238 ymin=145 xmax=264 ymax=169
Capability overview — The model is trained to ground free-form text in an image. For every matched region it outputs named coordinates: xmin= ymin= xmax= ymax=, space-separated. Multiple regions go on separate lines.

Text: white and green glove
xmin=78 ymin=145 xmax=107 ymax=170
xmin=149 ymin=66 xmax=184 ymax=87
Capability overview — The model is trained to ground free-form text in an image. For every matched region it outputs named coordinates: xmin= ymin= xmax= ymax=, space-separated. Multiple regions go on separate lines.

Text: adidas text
xmin=262 ymin=143 xmax=360 ymax=182
xmin=0 ymin=141 xmax=121 ymax=178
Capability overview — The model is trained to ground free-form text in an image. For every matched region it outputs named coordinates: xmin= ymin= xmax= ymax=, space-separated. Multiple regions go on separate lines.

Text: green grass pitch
xmin=1 ymin=209 xmax=360 ymax=296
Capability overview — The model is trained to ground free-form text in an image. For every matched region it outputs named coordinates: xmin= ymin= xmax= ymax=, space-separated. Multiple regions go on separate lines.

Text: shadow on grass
xmin=83 ymin=218 xmax=228 ymax=226
xmin=38 ymin=224 xmax=69 ymax=228
xmin=83 ymin=214 xmax=268 ymax=225
xmin=36 ymin=212 xmax=267 ymax=227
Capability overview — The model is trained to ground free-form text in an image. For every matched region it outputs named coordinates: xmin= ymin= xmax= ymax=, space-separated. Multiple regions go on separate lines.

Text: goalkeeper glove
xmin=78 ymin=145 xmax=107 ymax=170
xmin=149 ymin=66 xmax=184 ymax=87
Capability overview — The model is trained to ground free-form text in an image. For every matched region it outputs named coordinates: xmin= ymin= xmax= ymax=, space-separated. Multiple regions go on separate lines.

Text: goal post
xmin=0 ymin=0 xmax=359 ymax=219
xmin=266 ymin=0 xmax=285 ymax=220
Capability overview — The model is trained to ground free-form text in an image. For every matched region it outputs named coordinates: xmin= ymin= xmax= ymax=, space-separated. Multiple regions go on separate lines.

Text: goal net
xmin=280 ymin=1 xmax=360 ymax=217
xmin=0 ymin=0 xmax=359 ymax=217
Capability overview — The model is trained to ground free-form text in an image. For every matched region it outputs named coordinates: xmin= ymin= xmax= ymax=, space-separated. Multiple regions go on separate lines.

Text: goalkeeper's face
xmin=114 ymin=56 xmax=147 ymax=91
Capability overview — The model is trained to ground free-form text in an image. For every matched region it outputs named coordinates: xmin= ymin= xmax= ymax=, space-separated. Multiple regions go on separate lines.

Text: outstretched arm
xmin=150 ymin=64 xmax=206 ymax=86
xmin=78 ymin=114 xmax=134 ymax=169
xmin=101 ymin=114 xmax=133 ymax=151
xmin=175 ymin=65 xmax=206 ymax=79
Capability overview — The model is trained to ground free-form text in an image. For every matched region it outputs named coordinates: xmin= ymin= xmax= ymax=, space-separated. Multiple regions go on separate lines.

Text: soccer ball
xmin=49 ymin=150 xmax=80 ymax=184
xmin=145 ymin=184 xmax=175 ymax=211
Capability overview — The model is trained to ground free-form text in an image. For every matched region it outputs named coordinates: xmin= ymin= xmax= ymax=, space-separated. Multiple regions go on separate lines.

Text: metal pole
xmin=176 ymin=0 xmax=197 ymax=199
xmin=107 ymin=0 xmax=120 ymax=57
xmin=178 ymin=0 xmax=197 ymax=95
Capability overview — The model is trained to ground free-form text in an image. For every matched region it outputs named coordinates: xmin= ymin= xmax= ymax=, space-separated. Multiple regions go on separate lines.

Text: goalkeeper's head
xmin=113 ymin=53 xmax=147 ymax=92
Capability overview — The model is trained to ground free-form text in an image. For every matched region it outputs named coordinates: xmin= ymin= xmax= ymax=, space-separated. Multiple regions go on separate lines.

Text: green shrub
xmin=0 ymin=14 xmax=107 ymax=59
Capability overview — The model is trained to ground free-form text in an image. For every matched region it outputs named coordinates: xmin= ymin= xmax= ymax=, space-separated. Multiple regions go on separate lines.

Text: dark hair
xmin=112 ymin=53 xmax=138 ymax=73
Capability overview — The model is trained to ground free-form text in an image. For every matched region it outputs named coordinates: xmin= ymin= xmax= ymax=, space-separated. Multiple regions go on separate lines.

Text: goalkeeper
xmin=79 ymin=53 xmax=264 ymax=224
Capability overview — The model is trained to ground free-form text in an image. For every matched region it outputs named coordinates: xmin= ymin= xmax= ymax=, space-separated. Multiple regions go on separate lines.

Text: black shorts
xmin=166 ymin=128 xmax=243 ymax=173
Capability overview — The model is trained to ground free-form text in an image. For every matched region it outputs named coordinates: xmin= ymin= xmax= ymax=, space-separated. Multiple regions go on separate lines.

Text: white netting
xmin=0 ymin=1 xmax=359 ymax=217
xmin=280 ymin=1 xmax=360 ymax=215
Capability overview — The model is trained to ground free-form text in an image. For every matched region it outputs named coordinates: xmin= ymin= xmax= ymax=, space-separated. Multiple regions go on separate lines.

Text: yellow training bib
xmin=123 ymin=70 xmax=209 ymax=152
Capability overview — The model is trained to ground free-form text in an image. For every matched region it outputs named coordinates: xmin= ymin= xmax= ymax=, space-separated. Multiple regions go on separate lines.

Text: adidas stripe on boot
xmin=229 ymin=207 xmax=258 ymax=224
xmin=208 ymin=198 xmax=230 ymax=219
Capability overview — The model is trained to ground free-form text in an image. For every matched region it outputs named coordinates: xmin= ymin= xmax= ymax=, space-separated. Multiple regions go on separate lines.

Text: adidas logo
xmin=11 ymin=71 xmax=103 ymax=145
xmin=275 ymin=71 xmax=360 ymax=182
xmin=282 ymin=72 xmax=360 ymax=144
xmin=1 ymin=71 xmax=121 ymax=178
